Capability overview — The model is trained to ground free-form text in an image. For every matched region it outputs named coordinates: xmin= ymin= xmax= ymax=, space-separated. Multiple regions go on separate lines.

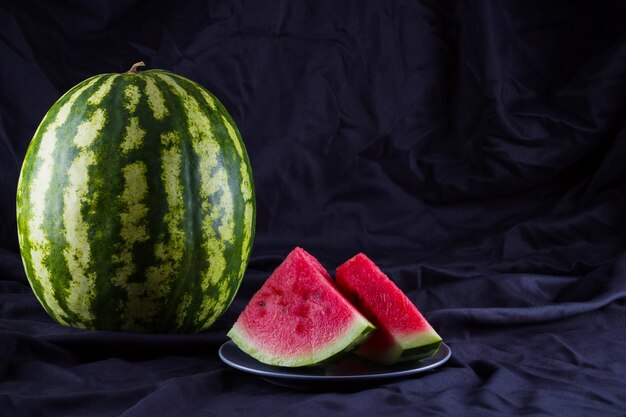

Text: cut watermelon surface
xmin=228 ymin=248 xmax=375 ymax=367
xmin=335 ymin=253 xmax=442 ymax=365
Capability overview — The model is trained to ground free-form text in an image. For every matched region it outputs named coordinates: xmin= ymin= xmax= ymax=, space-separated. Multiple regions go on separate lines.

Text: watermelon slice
xmin=335 ymin=253 xmax=442 ymax=365
xmin=227 ymin=248 xmax=375 ymax=367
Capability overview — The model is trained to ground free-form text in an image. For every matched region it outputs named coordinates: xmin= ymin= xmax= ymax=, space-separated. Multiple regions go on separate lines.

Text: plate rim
xmin=219 ymin=340 xmax=452 ymax=382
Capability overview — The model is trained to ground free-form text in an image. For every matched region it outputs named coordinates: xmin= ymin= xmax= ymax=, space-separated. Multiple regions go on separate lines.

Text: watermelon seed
xmin=258 ymin=300 xmax=265 ymax=307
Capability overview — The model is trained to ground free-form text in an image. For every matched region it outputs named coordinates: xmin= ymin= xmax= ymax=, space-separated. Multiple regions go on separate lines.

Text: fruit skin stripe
xmin=62 ymin=107 xmax=107 ymax=325
xmin=153 ymin=72 xmax=255 ymax=331
xmin=95 ymin=74 xmax=154 ymax=331
xmin=17 ymin=76 xmax=102 ymax=326
xmin=17 ymin=69 xmax=255 ymax=332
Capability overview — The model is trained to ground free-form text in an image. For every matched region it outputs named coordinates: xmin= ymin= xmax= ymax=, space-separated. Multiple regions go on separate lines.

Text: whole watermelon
xmin=16 ymin=62 xmax=255 ymax=333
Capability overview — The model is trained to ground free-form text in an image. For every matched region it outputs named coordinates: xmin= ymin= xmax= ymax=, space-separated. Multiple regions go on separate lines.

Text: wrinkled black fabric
xmin=2 ymin=1 xmax=626 ymax=416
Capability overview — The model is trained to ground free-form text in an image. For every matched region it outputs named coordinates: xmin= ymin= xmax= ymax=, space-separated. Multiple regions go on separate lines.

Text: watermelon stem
xmin=126 ymin=62 xmax=146 ymax=74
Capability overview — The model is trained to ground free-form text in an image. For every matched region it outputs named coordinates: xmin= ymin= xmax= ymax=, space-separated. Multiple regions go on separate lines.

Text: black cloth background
xmin=2 ymin=1 xmax=626 ymax=416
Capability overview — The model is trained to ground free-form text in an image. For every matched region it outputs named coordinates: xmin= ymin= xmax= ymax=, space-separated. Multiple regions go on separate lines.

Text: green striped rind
xmin=357 ymin=328 xmax=443 ymax=365
xmin=228 ymin=315 xmax=375 ymax=367
xmin=396 ymin=325 xmax=442 ymax=359
xmin=16 ymin=69 xmax=255 ymax=333
xmin=399 ymin=340 xmax=442 ymax=361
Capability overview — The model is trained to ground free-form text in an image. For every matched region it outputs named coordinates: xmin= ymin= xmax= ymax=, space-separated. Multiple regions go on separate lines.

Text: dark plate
xmin=219 ymin=341 xmax=451 ymax=389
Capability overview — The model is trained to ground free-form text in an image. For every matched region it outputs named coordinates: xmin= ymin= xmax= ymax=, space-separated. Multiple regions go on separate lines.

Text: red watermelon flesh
xmin=335 ymin=253 xmax=442 ymax=365
xmin=227 ymin=248 xmax=375 ymax=367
